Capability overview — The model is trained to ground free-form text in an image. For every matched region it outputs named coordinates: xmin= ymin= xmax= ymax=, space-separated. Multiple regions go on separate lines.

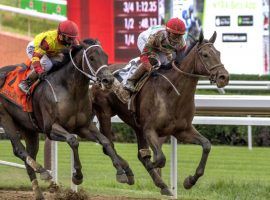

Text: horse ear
xmin=198 ymin=30 xmax=204 ymax=44
xmin=95 ymin=39 xmax=101 ymax=45
xmin=209 ymin=31 xmax=217 ymax=43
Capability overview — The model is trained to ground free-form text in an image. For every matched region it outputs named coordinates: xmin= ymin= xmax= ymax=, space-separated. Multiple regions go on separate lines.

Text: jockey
xmin=124 ymin=17 xmax=187 ymax=92
xmin=19 ymin=20 xmax=80 ymax=94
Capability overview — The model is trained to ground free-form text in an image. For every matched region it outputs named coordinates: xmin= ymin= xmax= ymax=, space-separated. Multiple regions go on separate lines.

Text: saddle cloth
xmin=113 ymin=57 xmax=140 ymax=83
xmin=0 ymin=60 xmax=36 ymax=112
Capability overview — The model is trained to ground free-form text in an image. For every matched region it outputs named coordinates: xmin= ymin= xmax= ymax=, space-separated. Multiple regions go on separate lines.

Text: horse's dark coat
xmin=0 ymin=40 xmax=128 ymax=200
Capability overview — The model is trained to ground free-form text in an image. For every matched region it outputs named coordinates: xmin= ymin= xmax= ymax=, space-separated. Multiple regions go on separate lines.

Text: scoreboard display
xmin=114 ymin=0 xmax=160 ymax=62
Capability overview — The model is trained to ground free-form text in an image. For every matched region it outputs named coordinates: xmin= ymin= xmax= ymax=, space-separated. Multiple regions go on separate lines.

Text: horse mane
xmin=83 ymin=38 xmax=100 ymax=46
xmin=184 ymin=39 xmax=198 ymax=56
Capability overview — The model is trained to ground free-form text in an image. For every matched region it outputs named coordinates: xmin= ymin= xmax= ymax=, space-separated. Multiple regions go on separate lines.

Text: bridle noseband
xmin=69 ymin=44 xmax=109 ymax=82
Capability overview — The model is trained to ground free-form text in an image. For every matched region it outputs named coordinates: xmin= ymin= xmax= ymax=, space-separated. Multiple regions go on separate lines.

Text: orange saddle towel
xmin=0 ymin=60 xmax=36 ymax=112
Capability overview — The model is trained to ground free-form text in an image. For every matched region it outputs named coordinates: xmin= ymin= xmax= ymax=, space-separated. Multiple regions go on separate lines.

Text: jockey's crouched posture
xmin=124 ymin=18 xmax=187 ymax=93
xmin=19 ymin=20 xmax=80 ymax=94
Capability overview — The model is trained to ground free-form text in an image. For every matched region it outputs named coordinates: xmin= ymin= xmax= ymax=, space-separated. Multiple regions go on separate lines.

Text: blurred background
xmin=0 ymin=0 xmax=269 ymax=72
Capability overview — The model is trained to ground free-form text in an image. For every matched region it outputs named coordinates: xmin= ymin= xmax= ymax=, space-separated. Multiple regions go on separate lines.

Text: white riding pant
xmin=26 ymin=41 xmax=53 ymax=72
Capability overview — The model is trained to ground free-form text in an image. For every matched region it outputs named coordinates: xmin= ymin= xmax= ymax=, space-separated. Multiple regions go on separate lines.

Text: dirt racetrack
xmin=0 ymin=32 xmax=31 ymax=67
xmin=0 ymin=190 xmax=156 ymax=200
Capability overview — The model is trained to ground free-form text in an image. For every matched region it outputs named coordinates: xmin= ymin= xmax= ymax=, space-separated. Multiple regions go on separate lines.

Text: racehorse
xmin=0 ymin=39 xmax=130 ymax=200
xmin=91 ymin=32 xmax=229 ymax=195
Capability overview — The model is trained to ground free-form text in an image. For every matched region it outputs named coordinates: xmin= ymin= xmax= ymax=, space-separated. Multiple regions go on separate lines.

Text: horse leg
xmin=135 ymin=130 xmax=173 ymax=196
xmin=24 ymin=131 xmax=44 ymax=200
xmin=96 ymin=113 xmax=134 ymax=185
xmin=154 ymin=136 xmax=169 ymax=177
xmin=0 ymin=107 xmax=51 ymax=181
xmin=173 ymin=126 xmax=211 ymax=189
xmin=144 ymin=128 xmax=166 ymax=169
xmin=78 ymin=122 xmax=129 ymax=184
xmin=50 ymin=123 xmax=83 ymax=185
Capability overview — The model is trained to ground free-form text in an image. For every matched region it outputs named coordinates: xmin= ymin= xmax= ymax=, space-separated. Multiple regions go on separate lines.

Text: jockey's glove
xmin=39 ymin=72 xmax=47 ymax=81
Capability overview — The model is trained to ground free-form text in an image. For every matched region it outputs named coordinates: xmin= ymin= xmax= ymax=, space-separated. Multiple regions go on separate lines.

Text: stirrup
xmin=18 ymin=82 xmax=30 ymax=94
xmin=124 ymin=85 xmax=136 ymax=93
xmin=123 ymin=81 xmax=136 ymax=93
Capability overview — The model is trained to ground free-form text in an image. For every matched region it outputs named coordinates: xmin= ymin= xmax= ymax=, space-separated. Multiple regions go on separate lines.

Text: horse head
xmin=194 ymin=31 xmax=229 ymax=88
xmin=175 ymin=31 xmax=229 ymax=88
xmin=70 ymin=39 xmax=114 ymax=89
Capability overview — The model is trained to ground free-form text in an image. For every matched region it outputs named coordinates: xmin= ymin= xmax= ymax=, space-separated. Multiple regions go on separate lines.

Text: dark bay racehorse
xmin=0 ymin=40 xmax=128 ymax=200
xmin=91 ymin=32 xmax=229 ymax=195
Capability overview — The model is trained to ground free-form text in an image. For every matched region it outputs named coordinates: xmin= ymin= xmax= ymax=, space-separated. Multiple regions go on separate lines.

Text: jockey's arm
xmin=31 ymin=38 xmax=49 ymax=74
xmin=140 ymin=32 xmax=164 ymax=69
xmin=176 ymin=36 xmax=187 ymax=51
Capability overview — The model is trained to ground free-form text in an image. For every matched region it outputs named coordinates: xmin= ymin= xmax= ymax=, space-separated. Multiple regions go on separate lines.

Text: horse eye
xmin=89 ymin=56 xmax=94 ymax=61
xmin=202 ymin=53 xmax=208 ymax=58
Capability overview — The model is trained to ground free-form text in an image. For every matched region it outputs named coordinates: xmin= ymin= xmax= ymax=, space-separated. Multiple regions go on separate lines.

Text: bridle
xmin=172 ymin=42 xmax=224 ymax=82
xmin=69 ymin=44 xmax=109 ymax=82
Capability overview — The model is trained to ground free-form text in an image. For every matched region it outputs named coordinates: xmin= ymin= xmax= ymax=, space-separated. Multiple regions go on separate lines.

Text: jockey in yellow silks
xmin=19 ymin=20 xmax=80 ymax=94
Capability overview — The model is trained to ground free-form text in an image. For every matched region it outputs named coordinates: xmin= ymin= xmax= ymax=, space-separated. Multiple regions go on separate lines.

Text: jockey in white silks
xmin=124 ymin=18 xmax=187 ymax=93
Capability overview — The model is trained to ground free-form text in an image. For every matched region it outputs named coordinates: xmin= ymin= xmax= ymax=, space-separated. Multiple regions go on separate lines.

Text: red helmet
xmin=58 ymin=20 xmax=79 ymax=38
xmin=166 ymin=18 xmax=186 ymax=35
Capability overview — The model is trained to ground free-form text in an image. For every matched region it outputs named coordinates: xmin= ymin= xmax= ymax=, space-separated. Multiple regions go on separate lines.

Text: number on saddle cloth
xmin=113 ymin=57 xmax=141 ymax=84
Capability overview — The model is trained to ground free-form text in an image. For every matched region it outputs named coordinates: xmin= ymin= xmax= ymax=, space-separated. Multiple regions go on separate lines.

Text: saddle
xmin=112 ymin=58 xmax=152 ymax=112
xmin=0 ymin=60 xmax=37 ymax=112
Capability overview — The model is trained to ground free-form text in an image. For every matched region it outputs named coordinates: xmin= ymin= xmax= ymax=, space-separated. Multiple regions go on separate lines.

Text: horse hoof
xmin=116 ymin=173 xmax=129 ymax=184
xmin=72 ymin=174 xmax=83 ymax=185
xmin=127 ymin=175 xmax=135 ymax=185
xmin=48 ymin=181 xmax=59 ymax=193
xmin=40 ymin=170 xmax=52 ymax=181
xmin=35 ymin=196 xmax=45 ymax=200
xmin=183 ymin=175 xmax=195 ymax=189
xmin=160 ymin=188 xmax=173 ymax=196
xmin=124 ymin=167 xmax=135 ymax=185
xmin=34 ymin=189 xmax=44 ymax=200
xmin=35 ymin=195 xmax=45 ymax=200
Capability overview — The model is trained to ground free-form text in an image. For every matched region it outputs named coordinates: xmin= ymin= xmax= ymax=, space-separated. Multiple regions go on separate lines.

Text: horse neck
xmin=57 ymin=52 xmax=90 ymax=97
xmin=169 ymin=48 xmax=199 ymax=100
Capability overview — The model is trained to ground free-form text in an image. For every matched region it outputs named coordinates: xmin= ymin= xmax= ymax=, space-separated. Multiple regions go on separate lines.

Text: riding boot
xmin=18 ymin=69 xmax=39 ymax=94
xmin=124 ymin=63 xmax=150 ymax=93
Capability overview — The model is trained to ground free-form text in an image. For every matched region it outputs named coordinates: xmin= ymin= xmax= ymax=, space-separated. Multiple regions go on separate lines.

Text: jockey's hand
xmin=142 ymin=62 xmax=153 ymax=71
xmin=32 ymin=61 xmax=45 ymax=74
xmin=39 ymin=72 xmax=47 ymax=80
xmin=149 ymin=57 xmax=159 ymax=67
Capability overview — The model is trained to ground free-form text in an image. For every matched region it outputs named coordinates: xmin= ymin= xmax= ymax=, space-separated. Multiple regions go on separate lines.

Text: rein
xmin=69 ymin=44 xmax=108 ymax=82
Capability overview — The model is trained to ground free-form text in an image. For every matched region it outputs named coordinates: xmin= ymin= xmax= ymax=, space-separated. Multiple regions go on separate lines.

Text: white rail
xmin=198 ymin=80 xmax=270 ymax=85
xmin=197 ymin=80 xmax=270 ymax=94
xmin=0 ymin=160 xmax=25 ymax=169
